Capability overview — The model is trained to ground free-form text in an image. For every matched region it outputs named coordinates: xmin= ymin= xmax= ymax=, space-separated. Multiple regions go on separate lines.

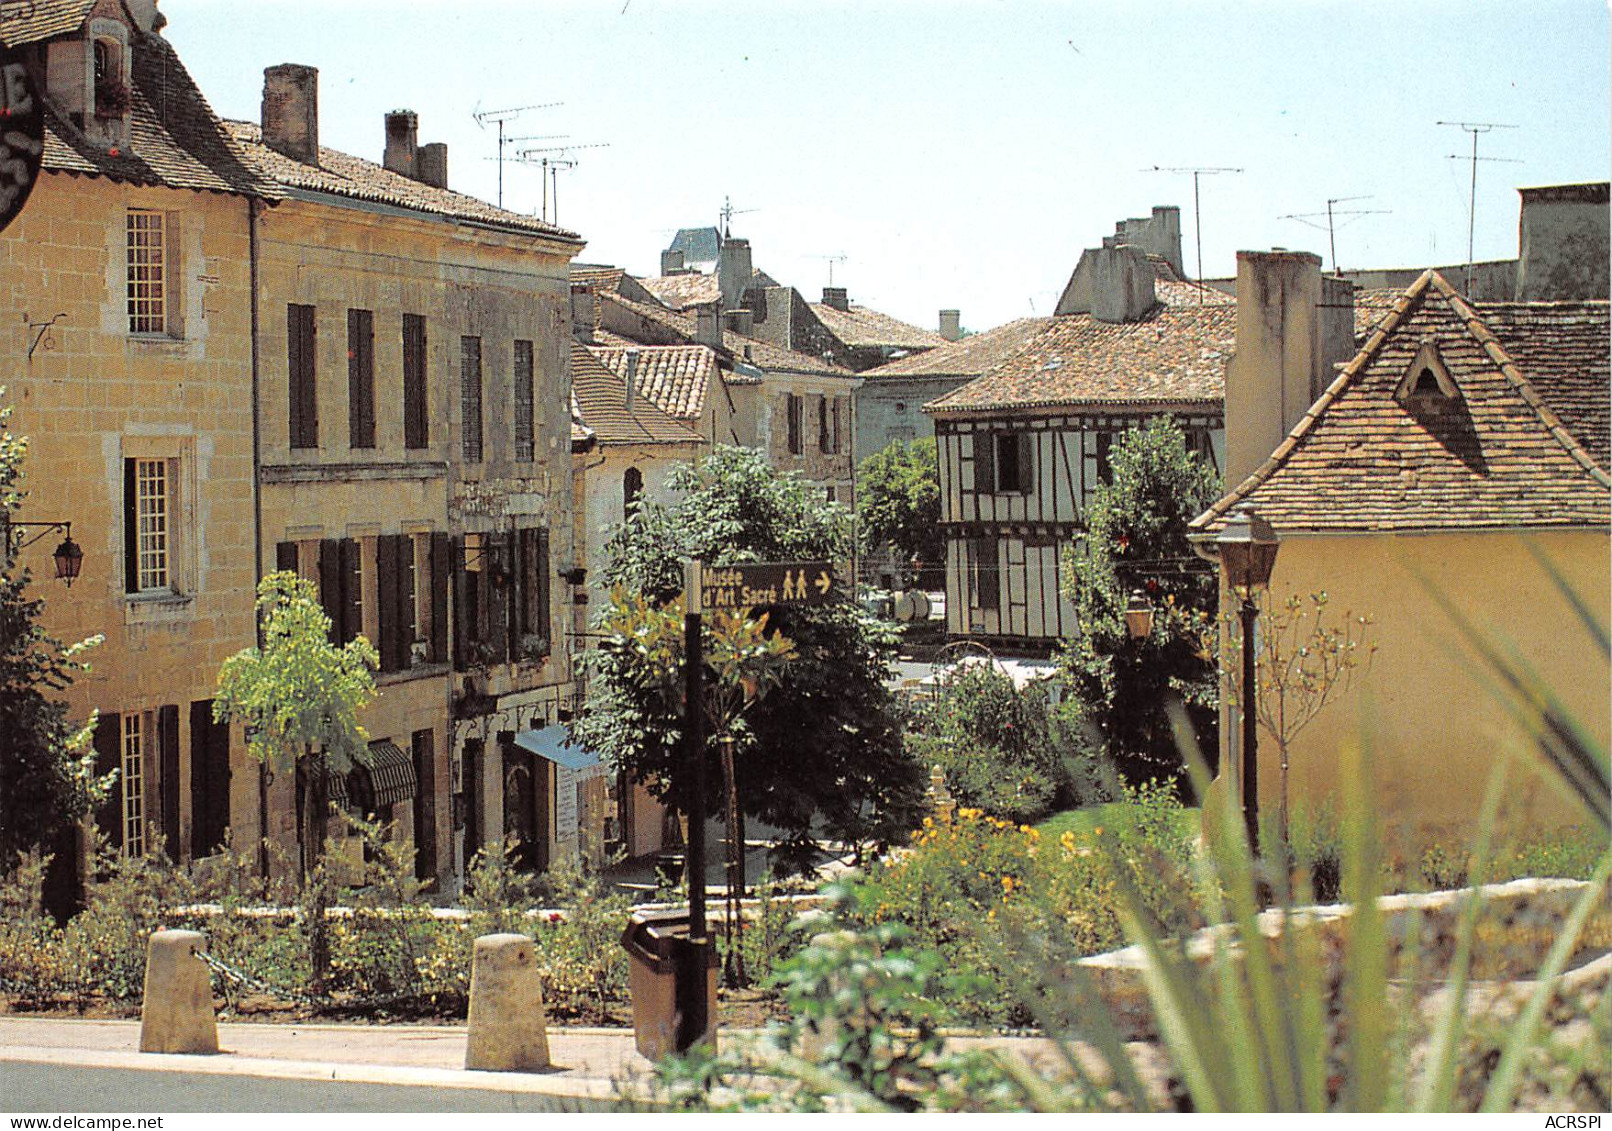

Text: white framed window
xmin=126 ymin=209 xmax=166 ymax=334
xmin=121 ymin=711 xmax=147 ymax=857
xmin=133 ymin=458 xmax=169 ymax=591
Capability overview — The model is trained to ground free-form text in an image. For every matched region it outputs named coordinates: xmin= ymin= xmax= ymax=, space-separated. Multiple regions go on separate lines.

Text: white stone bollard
xmin=466 ymin=932 xmax=551 ymax=1071
xmin=139 ymin=929 xmax=219 ymax=1054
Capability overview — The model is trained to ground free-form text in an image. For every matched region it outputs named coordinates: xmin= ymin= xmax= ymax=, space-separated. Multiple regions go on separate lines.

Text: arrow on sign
xmin=814 ymin=570 xmax=831 ymax=595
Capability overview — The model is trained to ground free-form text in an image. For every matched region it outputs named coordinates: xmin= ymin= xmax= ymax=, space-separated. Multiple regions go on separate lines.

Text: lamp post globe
xmin=1214 ymin=505 xmax=1279 ymax=859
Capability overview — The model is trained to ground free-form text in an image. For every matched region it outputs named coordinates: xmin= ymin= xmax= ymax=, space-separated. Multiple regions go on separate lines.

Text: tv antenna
xmin=473 ymin=102 xmax=562 ymax=208
xmin=514 ymin=144 xmax=609 ymax=224
xmin=1439 ymin=120 xmax=1520 ymax=296
xmin=1278 ymin=195 xmax=1390 ymax=274
xmin=1143 ymin=165 xmax=1243 ymax=301
xmin=813 ymin=254 xmax=848 ymax=286
xmin=719 ymin=194 xmax=759 ymax=238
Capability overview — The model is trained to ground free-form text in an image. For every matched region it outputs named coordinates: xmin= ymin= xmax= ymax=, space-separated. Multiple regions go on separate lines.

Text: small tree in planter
xmin=214 ymin=571 xmax=378 ymax=991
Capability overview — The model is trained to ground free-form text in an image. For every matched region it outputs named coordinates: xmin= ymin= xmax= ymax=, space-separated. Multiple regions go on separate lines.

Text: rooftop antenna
xmin=514 ymin=144 xmax=609 ymax=223
xmin=719 ymin=194 xmax=759 ymax=238
xmin=1143 ymin=165 xmax=1243 ymax=302
xmin=1438 ymin=120 xmax=1520 ymax=296
xmin=813 ymin=254 xmax=848 ymax=287
xmin=473 ymin=102 xmax=562 ymax=208
xmin=1278 ymin=195 xmax=1390 ymax=274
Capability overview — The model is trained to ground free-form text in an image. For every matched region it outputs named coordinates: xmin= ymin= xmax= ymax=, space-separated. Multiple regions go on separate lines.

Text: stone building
xmin=227 ymin=68 xmax=590 ymax=887
xmin=1 ymin=0 xmax=271 ymax=887
xmin=1191 ymin=251 xmax=1609 ymax=838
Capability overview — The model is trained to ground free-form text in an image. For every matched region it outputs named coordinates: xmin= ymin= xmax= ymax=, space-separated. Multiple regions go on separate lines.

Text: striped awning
xmin=351 ymin=740 xmax=417 ymax=811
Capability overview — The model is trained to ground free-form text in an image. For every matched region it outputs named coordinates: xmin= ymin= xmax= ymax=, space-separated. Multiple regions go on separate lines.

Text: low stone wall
xmin=1078 ymin=878 xmax=1611 ymax=1040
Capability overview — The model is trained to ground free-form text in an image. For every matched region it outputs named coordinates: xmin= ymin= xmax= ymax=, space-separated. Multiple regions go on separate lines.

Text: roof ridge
xmin=1430 ymin=273 xmax=1611 ymax=486
xmin=1190 ymin=269 xmax=1437 ymax=531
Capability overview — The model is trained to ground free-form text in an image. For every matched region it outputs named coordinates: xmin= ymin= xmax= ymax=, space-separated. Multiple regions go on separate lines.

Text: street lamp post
xmin=1213 ymin=506 xmax=1280 ymax=857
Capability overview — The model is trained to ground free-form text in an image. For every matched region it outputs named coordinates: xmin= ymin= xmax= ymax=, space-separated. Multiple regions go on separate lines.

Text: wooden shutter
xmin=818 ymin=395 xmax=829 ymax=452
xmin=288 ymin=304 xmax=317 ymax=449
xmin=339 ymin=538 xmax=362 ymax=645
xmin=411 ymin=729 xmax=437 ymax=884
xmin=123 ymin=459 xmax=138 ymax=593
xmin=275 ymin=541 xmax=298 ymax=574
xmin=93 ymin=713 xmax=123 ymax=851
xmin=488 ymin=533 xmax=511 ymax=665
xmin=318 ymin=538 xmax=342 ymax=643
xmin=975 ymin=434 xmax=996 ymax=494
xmin=1017 ymin=433 xmax=1034 ymax=495
xmin=402 ymin=313 xmax=428 ymax=449
xmin=536 ymin=529 xmax=551 ymax=648
xmin=376 ymin=533 xmax=399 ymax=672
xmin=450 ymin=536 xmax=468 ymax=670
xmin=347 ymin=309 xmax=375 ymax=450
xmin=158 ymin=704 xmax=180 ymax=860
xmin=189 ymin=699 xmax=230 ymax=858
xmin=430 ymin=532 xmax=450 ymax=664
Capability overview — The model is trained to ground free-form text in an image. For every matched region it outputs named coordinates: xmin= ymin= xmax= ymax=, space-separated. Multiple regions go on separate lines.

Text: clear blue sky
xmin=163 ymin=0 xmax=1609 ymax=332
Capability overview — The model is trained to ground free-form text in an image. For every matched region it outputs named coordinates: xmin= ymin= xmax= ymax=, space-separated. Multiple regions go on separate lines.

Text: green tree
xmin=0 ymin=392 xmax=105 ymax=885
xmin=213 ymin=570 xmax=378 ymax=987
xmin=575 ymin=446 xmax=926 ymax=871
xmin=1062 ymin=416 xmax=1220 ymax=788
xmin=856 ymin=438 xmax=943 ymax=572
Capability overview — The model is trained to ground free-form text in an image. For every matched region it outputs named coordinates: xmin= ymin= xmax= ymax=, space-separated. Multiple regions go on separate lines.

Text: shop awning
xmin=514 ymin=725 xmax=602 ymax=773
xmin=351 ymin=740 xmax=417 ymax=811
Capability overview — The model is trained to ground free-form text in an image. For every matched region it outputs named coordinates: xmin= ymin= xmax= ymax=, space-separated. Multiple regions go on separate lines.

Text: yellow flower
xmin=986 ymin=908 xmax=997 ymax=922
xmin=922 ymin=816 xmax=934 ymax=829
xmin=1001 ymin=875 xmax=1015 ymax=892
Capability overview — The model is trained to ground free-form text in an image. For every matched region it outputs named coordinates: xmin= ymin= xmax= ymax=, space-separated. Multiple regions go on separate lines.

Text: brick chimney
xmin=1055 ymin=244 xmax=1156 ymax=323
xmin=416 ymin=142 xmax=448 ymax=189
xmin=717 ymin=237 xmax=752 ymax=313
xmin=384 ymin=110 xmax=418 ymax=178
xmin=660 ymin=249 xmax=685 ymax=275
xmin=1224 ymin=250 xmax=1356 ymax=487
xmin=694 ymin=303 xmax=723 ymax=350
xmin=822 ymin=286 xmax=850 ymax=312
xmin=939 ymin=310 xmax=961 ymax=341
xmin=261 ymin=64 xmax=319 ymax=166
xmin=623 ymin=348 xmax=640 ymax=413
xmin=723 ymin=309 xmax=754 ymax=337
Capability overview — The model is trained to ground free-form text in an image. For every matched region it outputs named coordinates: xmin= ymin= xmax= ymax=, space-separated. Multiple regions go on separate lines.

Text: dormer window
xmin=93 ymin=38 xmax=130 ymax=119
xmin=1395 ymin=339 xmax=1460 ymax=407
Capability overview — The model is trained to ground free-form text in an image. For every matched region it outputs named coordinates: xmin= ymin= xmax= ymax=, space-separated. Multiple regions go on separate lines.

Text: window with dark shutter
xmin=403 ymin=314 xmax=428 ymax=449
xmin=411 ymin=729 xmax=436 ymax=884
xmin=288 ymin=304 xmax=318 ymax=449
xmin=623 ymin=467 xmax=643 ymax=513
xmin=275 ymin=541 xmax=298 ymax=574
xmin=158 ymin=703 xmax=180 ymax=860
xmin=92 ymin=713 xmax=123 ymax=851
xmin=996 ymin=432 xmax=1032 ymax=494
xmin=460 ymin=336 xmax=483 ymax=462
xmin=376 ymin=534 xmax=399 ymax=672
xmin=974 ymin=433 xmax=996 ymax=494
xmin=451 ymin=536 xmax=469 ymax=671
xmin=189 ymin=699 xmax=230 ymax=858
xmin=348 ymin=309 xmax=375 ymax=450
xmin=487 ymin=533 xmax=512 ymax=665
xmin=430 ymin=532 xmax=450 ymax=664
xmin=513 ymin=340 xmax=534 ymax=462
xmin=786 ymin=394 xmax=802 ymax=454
xmin=971 ymin=537 xmax=1001 ymax=612
xmin=340 ymin=538 xmax=362 ymax=645
xmin=818 ymin=395 xmax=830 ymax=453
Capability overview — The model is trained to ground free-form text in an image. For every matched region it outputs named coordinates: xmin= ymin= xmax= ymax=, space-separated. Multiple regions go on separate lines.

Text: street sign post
xmin=699 ymin=561 xmax=836 ymax=611
xmin=0 ymin=40 xmax=46 ymax=237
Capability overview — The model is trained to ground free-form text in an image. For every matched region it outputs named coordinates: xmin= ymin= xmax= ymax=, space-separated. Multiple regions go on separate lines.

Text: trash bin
xmin=620 ymin=907 xmax=719 ymax=1060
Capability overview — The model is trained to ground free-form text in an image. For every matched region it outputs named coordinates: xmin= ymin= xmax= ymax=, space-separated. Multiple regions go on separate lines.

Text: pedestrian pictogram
xmin=697 ymin=561 xmax=838 ymax=610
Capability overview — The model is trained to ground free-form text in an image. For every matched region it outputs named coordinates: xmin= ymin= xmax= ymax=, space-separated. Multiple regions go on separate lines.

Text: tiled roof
xmin=570 ymin=400 xmax=595 ymax=449
xmin=226 ymin=121 xmax=582 ymax=243
xmin=0 ymin=0 xmax=94 ymax=45
xmin=1191 ymin=271 xmax=1610 ymax=535
xmin=1154 ymin=279 xmax=1234 ymax=308
xmin=926 ymin=303 xmax=1236 ymax=415
xmin=865 ymin=317 xmax=1051 ymax=380
xmin=38 ymin=31 xmax=274 ymax=197
xmin=589 ymin=344 xmax=719 ymax=421
xmin=640 ymin=271 xmax=720 ymax=310
xmin=571 ymin=343 xmax=703 ymax=446
xmin=603 ymin=291 xmax=855 ymax=379
xmin=570 ymin=265 xmax=626 ymax=293
xmin=808 ymin=301 xmax=947 ymax=351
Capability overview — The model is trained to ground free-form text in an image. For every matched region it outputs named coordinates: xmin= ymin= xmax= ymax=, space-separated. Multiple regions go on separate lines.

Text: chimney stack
xmin=569 ymin=283 xmax=597 ymax=343
xmin=723 ymin=309 xmax=754 ymax=337
xmin=822 ymin=286 xmax=850 ymax=312
xmin=660 ymin=249 xmax=685 ymax=275
xmin=939 ymin=310 xmax=961 ymax=342
xmin=384 ymin=110 xmax=418 ymax=178
xmin=717 ymin=237 xmax=752 ymax=313
xmin=261 ymin=64 xmax=319 ymax=165
xmin=694 ymin=304 xmax=723 ymax=350
xmin=1224 ymin=250 xmax=1356 ymax=487
xmin=416 ymin=142 xmax=448 ymax=189
xmin=1055 ymin=244 xmax=1156 ymax=323
xmin=623 ymin=348 xmax=640 ymax=413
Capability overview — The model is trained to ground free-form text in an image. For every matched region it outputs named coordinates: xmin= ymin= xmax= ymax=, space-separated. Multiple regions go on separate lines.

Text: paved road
xmin=0 ymin=1060 xmax=624 ymax=1112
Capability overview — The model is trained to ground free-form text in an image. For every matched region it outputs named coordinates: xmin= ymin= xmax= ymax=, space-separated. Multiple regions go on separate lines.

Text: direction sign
xmin=699 ymin=560 xmax=837 ymax=611
xmin=0 ymin=40 xmax=45 ymax=237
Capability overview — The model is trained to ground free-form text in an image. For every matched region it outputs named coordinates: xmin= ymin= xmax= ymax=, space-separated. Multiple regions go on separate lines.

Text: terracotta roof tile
xmin=38 ymin=31 xmax=274 ymax=197
xmin=640 ymin=271 xmax=721 ymax=310
xmin=0 ymin=0 xmax=94 ymax=46
xmin=571 ymin=343 xmax=703 ymax=446
xmin=589 ymin=343 xmax=719 ymax=422
xmin=569 ymin=265 xmax=626 ymax=293
xmin=602 ymin=292 xmax=855 ymax=379
xmin=1191 ymin=272 xmax=1610 ymax=535
xmin=866 ymin=317 xmax=1052 ymax=380
xmin=808 ymin=301 xmax=947 ymax=350
xmin=226 ymin=120 xmax=581 ymax=242
xmin=926 ymin=303 xmax=1236 ymax=415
